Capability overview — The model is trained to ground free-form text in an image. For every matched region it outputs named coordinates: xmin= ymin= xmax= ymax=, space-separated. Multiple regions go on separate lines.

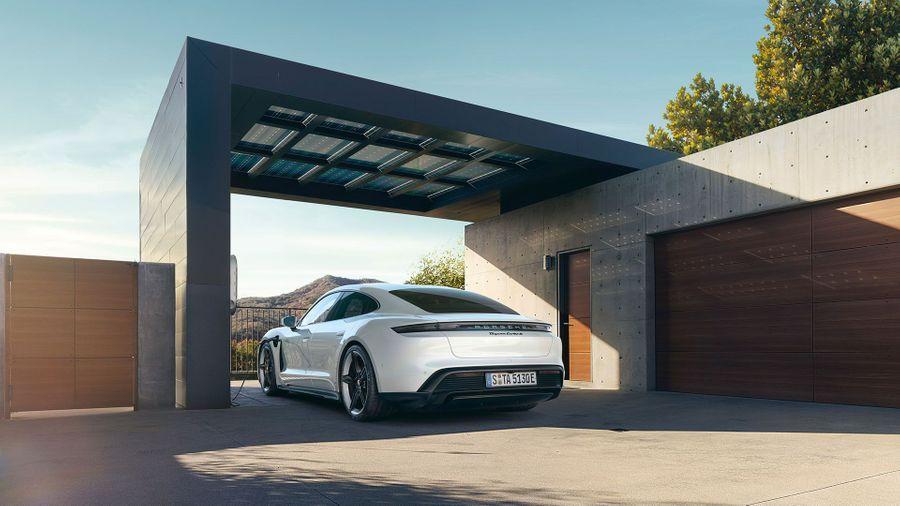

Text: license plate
xmin=485 ymin=371 xmax=537 ymax=388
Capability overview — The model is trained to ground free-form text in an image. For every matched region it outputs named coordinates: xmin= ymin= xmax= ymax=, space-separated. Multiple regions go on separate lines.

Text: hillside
xmin=236 ymin=274 xmax=383 ymax=309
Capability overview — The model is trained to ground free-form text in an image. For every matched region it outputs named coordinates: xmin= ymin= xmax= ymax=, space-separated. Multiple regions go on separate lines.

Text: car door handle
xmin=302 ymin=337 xmax=310 ymax=342
xmin=335 ymin=331 xmax=345 ymax=337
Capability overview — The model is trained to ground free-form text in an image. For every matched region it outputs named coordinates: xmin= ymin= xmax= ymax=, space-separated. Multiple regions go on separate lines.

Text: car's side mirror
xmin=281 ymin=315 xmax=297 ymax=329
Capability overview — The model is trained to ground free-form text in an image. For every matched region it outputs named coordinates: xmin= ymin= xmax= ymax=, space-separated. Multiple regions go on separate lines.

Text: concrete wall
xmin=137 ymin=263 xmax=175 ymax=410
xmin=139 ymin=39 xmax=232 ymax=409
xmin=465 ymin=88 xmax=900 ymax=391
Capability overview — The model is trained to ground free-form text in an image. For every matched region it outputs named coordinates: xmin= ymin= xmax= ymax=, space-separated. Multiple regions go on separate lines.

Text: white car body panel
xmin=261 ymin=284 xmax=564 ymax=400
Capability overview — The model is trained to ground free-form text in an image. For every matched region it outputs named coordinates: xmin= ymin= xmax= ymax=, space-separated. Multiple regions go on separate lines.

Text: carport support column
xmin=183 ymin=39 xmax=233 ymax=409
xmin=140 ymin=38 xmax=232 ymax=409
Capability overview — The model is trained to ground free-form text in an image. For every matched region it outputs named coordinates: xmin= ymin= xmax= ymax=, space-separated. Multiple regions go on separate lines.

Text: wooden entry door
xmin=5 ymin=255 xmax=136 ymax=414
xmin=561 ymin=250 xmax=591 ymax=381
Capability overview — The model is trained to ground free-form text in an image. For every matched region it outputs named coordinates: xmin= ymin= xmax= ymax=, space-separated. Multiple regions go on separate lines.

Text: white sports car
xmin=258 ymin=284 xmax=564 ymax=421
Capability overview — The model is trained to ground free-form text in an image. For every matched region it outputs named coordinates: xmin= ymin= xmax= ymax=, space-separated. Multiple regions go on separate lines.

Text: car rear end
xmin=378 ymin=312 xmax=564 ymax=411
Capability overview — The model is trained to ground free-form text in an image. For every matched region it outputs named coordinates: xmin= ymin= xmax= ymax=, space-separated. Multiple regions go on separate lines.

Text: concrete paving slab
xmin=1 ymin=382 xmax=898 ymax=504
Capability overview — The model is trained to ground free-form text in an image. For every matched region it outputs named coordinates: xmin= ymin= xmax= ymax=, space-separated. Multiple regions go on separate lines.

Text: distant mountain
xmin=236 ymin=275 xmax=383 ymax=309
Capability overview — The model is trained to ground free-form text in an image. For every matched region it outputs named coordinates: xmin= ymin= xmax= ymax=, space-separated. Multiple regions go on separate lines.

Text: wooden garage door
xmin=655 ymin=190 xmax=900 ymax=408
xmin=5 ymin=255 xmax=136 ymax=413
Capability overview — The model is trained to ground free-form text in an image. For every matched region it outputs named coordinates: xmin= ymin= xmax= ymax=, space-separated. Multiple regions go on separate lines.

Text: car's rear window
xmin=390 ymin=287 xmax=517 ymax=314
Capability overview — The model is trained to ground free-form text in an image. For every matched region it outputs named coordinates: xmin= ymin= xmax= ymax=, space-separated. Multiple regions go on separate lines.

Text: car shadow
xmin=2 ymin=385 xmax=898 ymax=504
xmin=240 ymin=383 xmax=900 ymax=438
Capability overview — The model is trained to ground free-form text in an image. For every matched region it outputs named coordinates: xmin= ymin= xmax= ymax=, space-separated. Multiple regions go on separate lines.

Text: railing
xmin=231 ymin=306 xmax=307 ymax=376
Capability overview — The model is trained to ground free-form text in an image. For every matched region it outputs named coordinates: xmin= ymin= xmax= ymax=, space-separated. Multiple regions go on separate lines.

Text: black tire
xmin=339 ymin=345 xmax=392 ymax=421
xmin=258 ymin=342 xmax=280 ymax=396
xmin=498 ymin=403 xmax=538 ymax=412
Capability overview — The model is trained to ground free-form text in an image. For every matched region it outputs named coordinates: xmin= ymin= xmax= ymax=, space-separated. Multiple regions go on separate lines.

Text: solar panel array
xmin=230 ymin=106 xmax=532 ymax=200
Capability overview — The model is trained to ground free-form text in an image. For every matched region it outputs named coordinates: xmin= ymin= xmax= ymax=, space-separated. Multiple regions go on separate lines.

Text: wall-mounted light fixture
xmin=542 ymin=254 xmax=555 ymax=271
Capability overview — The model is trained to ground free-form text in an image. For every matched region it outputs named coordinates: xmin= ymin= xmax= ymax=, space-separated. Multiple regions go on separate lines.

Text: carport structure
xmin=140 ymin=38 xmax=675 ymax=409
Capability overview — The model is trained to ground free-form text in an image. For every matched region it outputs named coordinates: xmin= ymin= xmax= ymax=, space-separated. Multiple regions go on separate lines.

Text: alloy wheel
xmin=341 ymin=350 xmax=369 ymax=416
xmin=258 ymin=347 xmax=272 ymax=392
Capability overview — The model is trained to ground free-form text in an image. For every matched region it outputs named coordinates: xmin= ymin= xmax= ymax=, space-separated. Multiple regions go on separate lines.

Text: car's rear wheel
xmin=258 ymin=343 xmax=280 ymax=396
xmin=340 ymin=345 xmax=391 ymax=421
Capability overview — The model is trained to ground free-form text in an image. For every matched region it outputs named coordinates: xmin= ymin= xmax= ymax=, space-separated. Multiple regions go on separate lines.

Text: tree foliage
xmin=648 ymin=0 xmax=900 ymax=155
xmin=406 ymin=243 xmax=465 ymax=289
xmin=647 ymin=74 xmax=765 ymax=155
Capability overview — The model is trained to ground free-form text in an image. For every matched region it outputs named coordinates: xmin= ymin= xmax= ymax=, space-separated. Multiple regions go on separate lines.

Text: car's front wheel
xmin=258 ymin=342 xmax=280 ymax=396
xmin=340 ymin=345 xmax=391 ymax=421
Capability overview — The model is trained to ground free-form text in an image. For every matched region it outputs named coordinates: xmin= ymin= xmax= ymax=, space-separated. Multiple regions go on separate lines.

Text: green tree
xmin=406 ymin=243 xmax=465 ymax=289
xmin=646 ymin=74 xmax=765 ymax=155
xmin=649 ymin=0 xmax=900 ymax=155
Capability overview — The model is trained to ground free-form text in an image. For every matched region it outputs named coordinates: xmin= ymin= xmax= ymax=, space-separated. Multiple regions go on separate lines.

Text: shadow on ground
xmin=1 ymin=385 xmax=898 ymax=504
xmin=230 ymin=382 xmax=900 ymax=436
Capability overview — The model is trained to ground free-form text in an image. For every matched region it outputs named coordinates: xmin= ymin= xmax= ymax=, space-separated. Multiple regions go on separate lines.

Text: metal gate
xmin=230 ymin=306 xmax=305 ymax=376
xmin=3 ymin=255 xmax=137 ymax=416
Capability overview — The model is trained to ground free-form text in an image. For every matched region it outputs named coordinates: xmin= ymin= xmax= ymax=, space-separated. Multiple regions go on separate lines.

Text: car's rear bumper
xmin=381 ymin=365 xmax=563 ymax=410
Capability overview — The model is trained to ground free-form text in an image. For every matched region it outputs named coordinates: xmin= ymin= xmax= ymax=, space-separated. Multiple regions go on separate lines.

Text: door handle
xmin=302 ymin=337 xmax=310 ymax=342
xmin=335 ymin=331 xmax=345 ymax=337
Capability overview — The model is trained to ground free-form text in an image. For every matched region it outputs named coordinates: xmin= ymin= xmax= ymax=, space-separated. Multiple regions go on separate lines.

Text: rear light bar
xmin=392 ymin=322 xmax=552 ymax=333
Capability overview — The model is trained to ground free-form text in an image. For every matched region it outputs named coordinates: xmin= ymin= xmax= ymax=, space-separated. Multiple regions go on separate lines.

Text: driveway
xmin=1 ymin=381 xmax=898 ymax=504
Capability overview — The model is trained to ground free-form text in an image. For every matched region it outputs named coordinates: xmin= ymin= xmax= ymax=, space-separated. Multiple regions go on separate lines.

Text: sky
xmin=0 ymin=0 xmax=766 ymax=297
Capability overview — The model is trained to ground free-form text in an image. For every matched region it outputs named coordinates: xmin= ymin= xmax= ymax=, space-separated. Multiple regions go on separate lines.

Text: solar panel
xmin=263 ymin=106 xmax=308 ymax=123
xmin=348 ymin=145 xmax=408 ymax=167
xmin=360 ymin=175 xmax=409 ymax=192
xmin=402 ymin=154 xmax=459 ymax=175
xmin=446 ymin=162 xmax=505 ymax=182
xmin=291 ymin=134 xmax=357 ymax=157
xmin=436 ymin=142 xmax=484 ymax=158
xmin=487 ymin=152 xmax=531 ymax=165
xmin=320 ymin=117 xmax=374 ymax=135
xmin=316 ymin=167 xmax=364 ymax=185
xmin=405 ymin=182 xmax=455 ymax=198
xmin=238 ymin=124 xmax=295 ymax=151
xmin=381 ymin=130 xmax=430 ymax=147
xmin=232 ymin=105 xmax=542 ymax=206
xmin=230 ymin=152 xmax=265 ymax=172
xmin=263 ymin=160 xmax=317 ymax=179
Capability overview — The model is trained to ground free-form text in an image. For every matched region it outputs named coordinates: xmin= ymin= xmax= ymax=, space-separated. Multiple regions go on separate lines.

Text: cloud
xmin=21 ymin=225 xmax=135 ymax=248
xmin=0 ymin=223 xmax=135 ymax=261
xmin=0 ymin=212 xmax=88 ymax=223
xmin=0 ymin=83 xmax=154 ymax=260
xmin=0 ymin=83 xmax=157 ymax=196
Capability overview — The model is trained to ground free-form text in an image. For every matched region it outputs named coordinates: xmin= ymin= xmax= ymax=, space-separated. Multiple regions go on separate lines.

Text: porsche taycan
xmin=257 ymin=284 xmax=564 ymax=421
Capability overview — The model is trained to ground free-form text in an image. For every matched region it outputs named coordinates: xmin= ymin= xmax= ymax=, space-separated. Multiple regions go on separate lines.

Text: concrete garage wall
xmin=465 ymin=88 xmax=899 ymax=391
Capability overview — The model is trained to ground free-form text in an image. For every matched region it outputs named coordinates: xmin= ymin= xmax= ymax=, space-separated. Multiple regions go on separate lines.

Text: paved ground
xmin=1 ymin=382 xmax=899 ymax=505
